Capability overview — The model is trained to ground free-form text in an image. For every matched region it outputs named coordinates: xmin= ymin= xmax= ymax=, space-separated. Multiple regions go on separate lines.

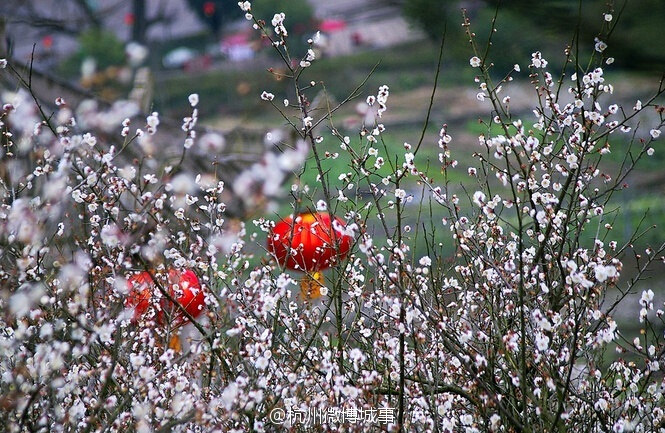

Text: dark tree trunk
xmin=131 ymin=0 xmax=147 ymax=43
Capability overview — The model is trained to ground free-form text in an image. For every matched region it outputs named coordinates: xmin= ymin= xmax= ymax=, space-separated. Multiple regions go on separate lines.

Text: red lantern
xmin=125 ymin=269 xmax=206 ymax=326
xmin=164 ymin=269 xmax=206 ymax=327
xmin=267 ymin=212 xmax=352 ymax=298
xmin=125 ymin=271 xmax=154 ymax=322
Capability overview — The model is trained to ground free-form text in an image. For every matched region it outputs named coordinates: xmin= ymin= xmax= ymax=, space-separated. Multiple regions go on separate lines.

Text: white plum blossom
xmin=535 ymin=333 xmax=550 ymax=351
xmin=198 ymin=132 xmax=226 ymax=153
xmin=595 ymin=264 xmax=618 ymax=282
xmin=531 ymin=51 xmax=548 ymax=68
xmin=300 ymin=49 xmax=316 ymax=67
xmin=473 ymin=191 xmax=486 ymax=206
xmin=272 ymin=12 xmax=288 ymax=37
xmin=640 ymin=289 xmax=654 ymax=307
xmin=146 ymin=112 xmax=159 ymax=134
xmin=566 ymin=153 xmax=579 ymax=169
xmin=10 ymin=285 xmax=44 ymax=318
xmin=595 ymin=38 xmax=608 ymax=52
xmin=260 ymin=91 xmax=274 ymax=101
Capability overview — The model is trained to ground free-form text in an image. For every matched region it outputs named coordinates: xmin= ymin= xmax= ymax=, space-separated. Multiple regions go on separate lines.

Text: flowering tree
xmin=1 ymin=2 xmax=665 ymax=432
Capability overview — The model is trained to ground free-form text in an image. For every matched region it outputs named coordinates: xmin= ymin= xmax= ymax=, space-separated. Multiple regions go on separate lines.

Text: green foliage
xmin=249 ymin=0 xmax=314 ymax=34
xmin=78 ymin=28 xmax=126 ymax=70
xmin=403 ymin=0 xmax=665 ymax=71
xmin=57 ymin=28 xmax=126 ymax=78
xmin=610 ymin=0 xmax=665 ymax=71
xmin=402 ymin=0 xmax=450 ymax=42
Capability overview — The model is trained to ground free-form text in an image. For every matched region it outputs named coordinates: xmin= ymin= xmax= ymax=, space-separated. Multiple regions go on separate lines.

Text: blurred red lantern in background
xmin=42 ymin=35 xmax=53 ymax=50
xmin=203 ymin=1 xmax=216 ymax=17
xmin=267 ymin=212 xmax=352 ymax=299
xmin=124 ymin=13 xmax=135 ymax=26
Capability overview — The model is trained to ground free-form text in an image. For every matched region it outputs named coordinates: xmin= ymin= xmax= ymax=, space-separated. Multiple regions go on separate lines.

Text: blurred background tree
xmin=402 ymin=0 xmax=665 ymax=72
xmin=1 ymin=0 xmax=175 ymax=44
xmin=129 ymin=0 xmax=173 ymax=44
xmin=185 ymin=0 xmax=244 ymax=36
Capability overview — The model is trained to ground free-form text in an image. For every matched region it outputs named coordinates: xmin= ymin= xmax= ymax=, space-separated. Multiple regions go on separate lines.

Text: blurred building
xmin=2 ymin=0 xmax=206 ymax=68
xmin=1 ymin=0 xmax=425 ymax=70
xmin=307 ymin=0 xmax=424 ymax=56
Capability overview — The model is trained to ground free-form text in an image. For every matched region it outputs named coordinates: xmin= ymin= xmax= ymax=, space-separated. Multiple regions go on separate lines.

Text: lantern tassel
xmin=168 ymin=333 xmax=182 ymax=352
xmin=299 ymin=271 xmax=325 ymax=300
